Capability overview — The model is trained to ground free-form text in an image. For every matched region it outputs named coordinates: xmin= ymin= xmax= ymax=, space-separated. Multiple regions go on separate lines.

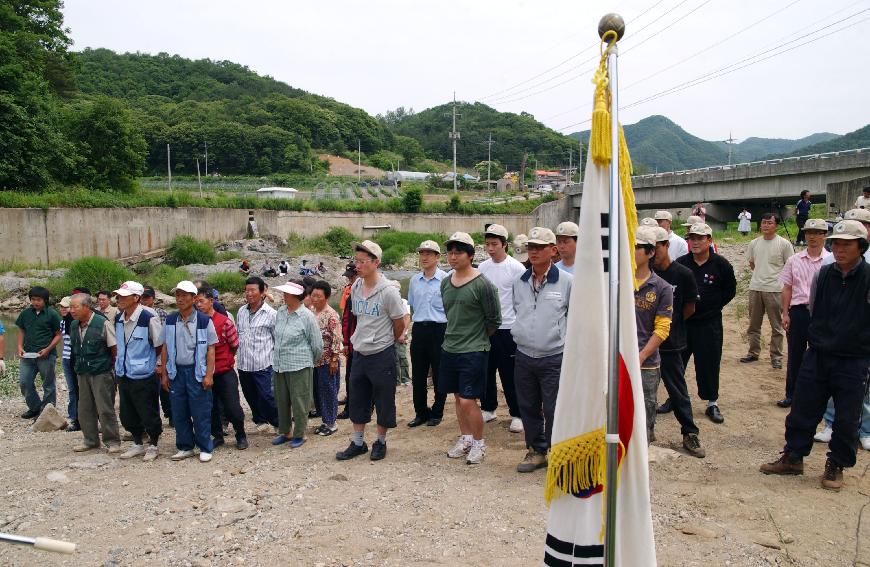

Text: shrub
xmin=374 ymin=230 xmax=447 ymax=266
xmin=208 ymin=271 xmax=247 ymax=294
xmin=216 ymin=250 xmax=242 ymax=262
xmin=447 ymin=194 xmax=461 ymax=213
xmin=44 ymin=256 xmax=135 ymax=300
xmin=144 ymin=265 xmax=192 ymax=295
xmin=402 ymin=187 xmax=423 ymax=213
xmin=0 ymin=359 xmax=20 ymax=397
xmin=380 ymin=244 xmax=406 ymax=266
xmin=166 ymin=235 xmax=216 ymax=266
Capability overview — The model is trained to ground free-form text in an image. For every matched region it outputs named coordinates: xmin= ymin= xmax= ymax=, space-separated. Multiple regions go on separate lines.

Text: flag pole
xmin=599 ymin=13 xmax=625 ymax=567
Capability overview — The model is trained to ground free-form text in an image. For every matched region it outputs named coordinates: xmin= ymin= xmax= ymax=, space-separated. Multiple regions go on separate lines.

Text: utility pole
xmin=519 ymin=151 xmax=527 ymax=191
xmin=204 ymin=141 xmax=208 ymax=176
xmin=358 ymin=139 xmax=361 ymax=183
xmin=449 ymin=92 xmax=460 ymax=193
xmin=567 ymin=147 xmax=573 ymax=188
xmin=483 ymin=132 xmax=495 ymax=190
xmin=196 ymin=158 xmax=203 ymax=198
xmin=724 ymin=131 xmax=737 ymax=165
xmin=167 ymin=144 xmax=172 ymax=193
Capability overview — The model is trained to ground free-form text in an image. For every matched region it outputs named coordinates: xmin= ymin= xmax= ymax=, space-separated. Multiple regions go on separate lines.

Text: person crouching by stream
xmin=271 ymin=281 xmax=322 ymax=449
xmin=161 ymin=281 xmax=218 ymax=463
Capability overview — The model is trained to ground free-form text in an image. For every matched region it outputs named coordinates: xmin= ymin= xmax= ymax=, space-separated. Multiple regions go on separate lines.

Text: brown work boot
xmin=516 ymin=449 xmax=547 ymax=473
xmin=821 ymin=458 xmax=844 ymax=491
xmin=760 ymin=453 xmax=803 ymax=475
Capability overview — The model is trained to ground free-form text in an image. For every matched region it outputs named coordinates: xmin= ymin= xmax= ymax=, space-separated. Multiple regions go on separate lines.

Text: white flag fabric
xmin=543 ymin=133 xmax=656 ymax=565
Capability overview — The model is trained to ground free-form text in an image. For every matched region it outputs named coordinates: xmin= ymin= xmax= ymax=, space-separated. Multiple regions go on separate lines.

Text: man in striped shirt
xmin=777 ymin=218 xmax=830 ymax=408
xmin=236 ymin=276 xmax=279 ymax=434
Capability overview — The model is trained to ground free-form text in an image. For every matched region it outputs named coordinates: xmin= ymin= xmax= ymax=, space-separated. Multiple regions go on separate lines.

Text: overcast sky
xmin=63 ymin=0 xmax=869 ymax=142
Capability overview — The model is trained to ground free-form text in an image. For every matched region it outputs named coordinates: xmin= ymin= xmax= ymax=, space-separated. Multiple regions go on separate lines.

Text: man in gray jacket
xmin=511 ymin=227 xmax=573 ymax=473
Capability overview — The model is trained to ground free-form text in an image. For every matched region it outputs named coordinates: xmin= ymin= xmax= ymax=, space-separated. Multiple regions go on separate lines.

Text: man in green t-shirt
xmin=15 ymin=286 xmax=62 ymax=419
xmin=440 ymin=232 xmax=502 ymax=465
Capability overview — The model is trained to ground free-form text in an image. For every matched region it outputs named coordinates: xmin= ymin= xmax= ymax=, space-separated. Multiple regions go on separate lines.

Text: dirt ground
xmin=0 ymin=244 xmax=868 ymax=566
xmin=319 ymin=154 xmax=385 ymax=178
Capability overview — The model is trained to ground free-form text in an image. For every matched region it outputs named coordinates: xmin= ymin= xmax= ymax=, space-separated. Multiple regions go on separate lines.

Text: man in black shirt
xmin=760 ymin=220 xmax=870 ymax=491
xmin=651 ymin=227 xmax=705 ymax=457
xmin=676 ymin=223 xmax=737 ymax=424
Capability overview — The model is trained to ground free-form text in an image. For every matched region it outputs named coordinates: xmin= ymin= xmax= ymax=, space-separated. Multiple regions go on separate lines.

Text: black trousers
xmin=118 ymin=374 xmax=163 ymax=445
xmin=784 ymin=348 xmax=870 ymax=468
xmin=785 ymin=305 xmax=810 ymax=400
xmin=210 ymin=369 xmax=246 ymax=441
xmin=481 ymin=329 xmax=520 ymax=416
xmin=795 ymin=215 xmax=808 ymax=244
xmin=682 ymin=314 xmax=724 ymax=402
xmin=660 ymin=350 xmax=699 ymax=435
xmin=410 ymin=322 xmax=447 ymax=420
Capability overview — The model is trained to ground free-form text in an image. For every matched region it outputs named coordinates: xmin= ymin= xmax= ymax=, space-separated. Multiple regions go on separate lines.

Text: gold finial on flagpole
xmin=598 ymin=13 xmax=625 ymax=43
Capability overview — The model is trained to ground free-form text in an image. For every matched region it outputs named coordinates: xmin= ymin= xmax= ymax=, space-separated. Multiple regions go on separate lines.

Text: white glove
xmin=0 ymin=360 xmax=6 ymax=374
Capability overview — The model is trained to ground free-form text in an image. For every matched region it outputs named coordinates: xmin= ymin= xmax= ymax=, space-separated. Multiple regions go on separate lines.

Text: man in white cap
xmin=511 ymin=227 xmax=572 ymax=472
xmin=407 ymin=240 xmax=449 ymax=428
xmin=441 ymin=232 xmax=501 ymax=465
xmin=676 ymin=223 xmax=736 ymax=424
xmin=336 ymin=240 xmax=405 ymax=462
xmin=113 ymin=281 xmax=165 ymax=462
xmin=554 ymin=221 xmax=578 ymax=274
xmin=512 ymin=234 xmax=530 ymax=268
xmin=655 ymin=210 xmax=689 ymax=261
xmin=777 ymin=218 xmax=830 ymax=409
xmin=761 ymin=220 xmax=870 ymax=491
xmin=160 ymin=281 xmax=218 ymax=463
xmin=478 ymin=223 xmax=526 ymax=432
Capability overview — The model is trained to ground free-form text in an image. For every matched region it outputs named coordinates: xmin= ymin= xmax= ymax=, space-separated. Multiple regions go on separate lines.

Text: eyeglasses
xmin=353 ymin=257 xmax=373 ymax=265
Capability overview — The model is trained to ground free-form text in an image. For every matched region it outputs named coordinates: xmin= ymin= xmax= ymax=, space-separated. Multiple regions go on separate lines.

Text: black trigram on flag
xmin=545 ymin=533 xmax=604 ymax=566
xmin=600 ymin=212 xmax=610 ymax=273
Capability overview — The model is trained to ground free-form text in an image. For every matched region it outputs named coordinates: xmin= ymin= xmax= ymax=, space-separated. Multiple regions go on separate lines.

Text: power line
xmin=621 ymin=0 xmax=715 ymax=55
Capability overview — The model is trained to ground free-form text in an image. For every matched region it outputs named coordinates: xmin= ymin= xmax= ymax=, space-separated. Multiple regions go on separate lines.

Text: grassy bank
xmin=285 ymin=227 xmax=449 ymax=265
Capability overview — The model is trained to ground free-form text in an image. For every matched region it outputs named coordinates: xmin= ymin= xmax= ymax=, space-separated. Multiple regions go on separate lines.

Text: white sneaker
xmin=509 ymin=417 xmax=524 ymax=433
xmin=861 ymin=437 xmax=870 ymax=451
xmin=119 ymin=444 xmax=146 ymax=460
xmin=255 ymin=423 xmax=272 ymax=434
xmin=170 ymin=450 xmax=194 ymax=461
xmin=143 ymin=446 xmax=159 ymax=462
xmin=447 ymin=436 xmax=472 ymax=458
xmin=199 ymin=452 xmax=213 ymax=463
xmin=482 ymin=410 xmax=497 ymax=423
xmin=466 ymin=441 xmax=486 ymax=465
xmin=813 ymin=426 xmax=832 ymax=443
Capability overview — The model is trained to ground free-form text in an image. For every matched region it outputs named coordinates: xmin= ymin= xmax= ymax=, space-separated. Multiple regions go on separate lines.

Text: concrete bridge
xmin=565 ymin=148 xmax=870 ymax=228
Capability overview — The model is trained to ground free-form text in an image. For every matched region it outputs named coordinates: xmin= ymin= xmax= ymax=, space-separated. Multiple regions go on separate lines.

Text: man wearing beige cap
xmin=676 ymin=222 xmax=736 ymax=424
xmin=554 ymin=221 xmax=578 ymax=274
xmin=512 ymin=234 xmax=530 ymax=268
xmin=336 ymin=240 xmax=405 ymax=462
xmin=479 ymin=223 xmax=526 ymax=432
xmin=407 ymin=240 xmax=449 ymax=427
xmin=655 ymin=210 xmax=688 ymax=261
xmin=761 ymin=220 xmax=870 ymax=491
xmin=441 ymin=232 xmax=501 ymax=465
xmin=113 ymin=281 xmax=165 ymax=462
xmin=640 ymin=217 xmax=658 ymax=228
xmin=511 ymin=227 xmax=572 ymax=472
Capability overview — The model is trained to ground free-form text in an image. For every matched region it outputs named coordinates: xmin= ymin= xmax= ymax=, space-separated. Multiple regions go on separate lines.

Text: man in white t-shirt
xmin=740 ymin=213 xmax=794 ymax=369
xmin=855 ymin=186 xmax=870 ymax=209
xmin=478 ymin=224 xmax=527 ymax=433
xmin=655 ymin=210 xmax=689 ymax=261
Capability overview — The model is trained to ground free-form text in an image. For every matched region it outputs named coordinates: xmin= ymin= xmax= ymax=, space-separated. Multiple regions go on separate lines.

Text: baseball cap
xmin=512 ymin=234 xmax=529 ymax=263
xmin=652 ymin=227 xmax=669 ymax=242
xmin=484 ymin=224 xmax=509 ymax=239
xmin=555 ymin=221 xmax=579 ymax=237
xmin=114 ymin=281 xmax=145 ymax=297
xmin=273 ymin=281 xmax=306 ymax=296
xmin=171 ymin=280 xmax=198 ymax=295
xmin=828 ymin=220 xmax=868 ymax=240
xmin=417 ymin=240 xmax=442 ymax=254
xmin=802 ymin=218 xmax=829 ymax=232
xmin=654 ymin=210 xmax=673 ymax=221
xmin=445 ymin=231 xmax=475 ymax=247
xmin=353 ymin=240 xmax=382 ymax=261
xmin=682 ymin=215 xmax=703 ymax=227
xmin=635 ymin=226 xmax=658 ymax=246
xmin=844 ymin=208 xmax=870 ymax=223
xmin=58 ymin=296 xmax=71 ymax=308
xmin=527 ymin=227 xmax=557 ymax=245
xmin=342 ymin=261 xmax=357 ymax=278
xmin=687 ymin=223 xmax=713 ymax=237
xmin=640 ymin=217 xmax=658 ymax=227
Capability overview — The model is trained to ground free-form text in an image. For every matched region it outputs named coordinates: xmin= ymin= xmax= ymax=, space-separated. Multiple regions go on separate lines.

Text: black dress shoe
xmin=20 ymin=409 xmax=40 ymax=419
xmin=656 ymin=399 xmax=673 ymax=414
xmin=776 ymin=397 xmax=792 ymax=408
xmin=739 ymin=355 xmax=758 ymax=363
xmin=705 ymin=405 xmax=724 ymax=424
xmin=426 ymin=418 xmax=442 ymax=427
xmin=236 ymin=437 xmax=249 ymax=450
xmin=65 ymin=420 xmax=81 ymax=432
xmin=407 ymin=417 xmax=427 ymax=428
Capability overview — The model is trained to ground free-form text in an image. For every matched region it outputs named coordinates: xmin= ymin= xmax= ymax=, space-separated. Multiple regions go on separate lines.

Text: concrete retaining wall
xmin=827 ymin=176 xmax=870 ymax=216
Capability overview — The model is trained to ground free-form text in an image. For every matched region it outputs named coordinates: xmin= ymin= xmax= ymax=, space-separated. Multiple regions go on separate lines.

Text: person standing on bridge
xmin=794 ymin=190 xmax=812 ymax=246
xmin=740 ymin=213 xmax=794 ymax=370
xmin=654 ymin=211 xmax=688 ymax=261
xmin=677 ymin=223 xmax=736 ymax=424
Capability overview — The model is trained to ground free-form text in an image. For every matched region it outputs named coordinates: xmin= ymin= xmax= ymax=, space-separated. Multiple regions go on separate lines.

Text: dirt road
xmin=0 ymin=244 xmax=867 ymax=566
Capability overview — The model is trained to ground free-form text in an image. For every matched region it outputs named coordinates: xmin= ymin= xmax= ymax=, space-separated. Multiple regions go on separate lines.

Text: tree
xmin=402 ymin=187 xmax=422 ymax=213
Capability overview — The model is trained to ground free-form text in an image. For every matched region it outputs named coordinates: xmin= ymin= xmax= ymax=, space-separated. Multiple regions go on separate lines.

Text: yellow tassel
xmin=544 ymin=428 xmax=607 ymax=505
xmin=618 ymin=125 xmax=639 ymax=289
xmin=590 ymin=67 xmax=611 ymax=166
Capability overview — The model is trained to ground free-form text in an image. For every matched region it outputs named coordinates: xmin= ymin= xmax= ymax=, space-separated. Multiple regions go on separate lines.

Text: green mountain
xmin=388 ymin=102 xmax=578 ymax=171
xmin=775 ymin=124 xmax=870 ymax=157
xmin=716 ymin=132 xmax=839 ymax=162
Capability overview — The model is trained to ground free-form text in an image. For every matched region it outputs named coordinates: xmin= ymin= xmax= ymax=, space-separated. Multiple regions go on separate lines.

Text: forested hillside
xmin=776 ymin=124 xmax=870 ymax=157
